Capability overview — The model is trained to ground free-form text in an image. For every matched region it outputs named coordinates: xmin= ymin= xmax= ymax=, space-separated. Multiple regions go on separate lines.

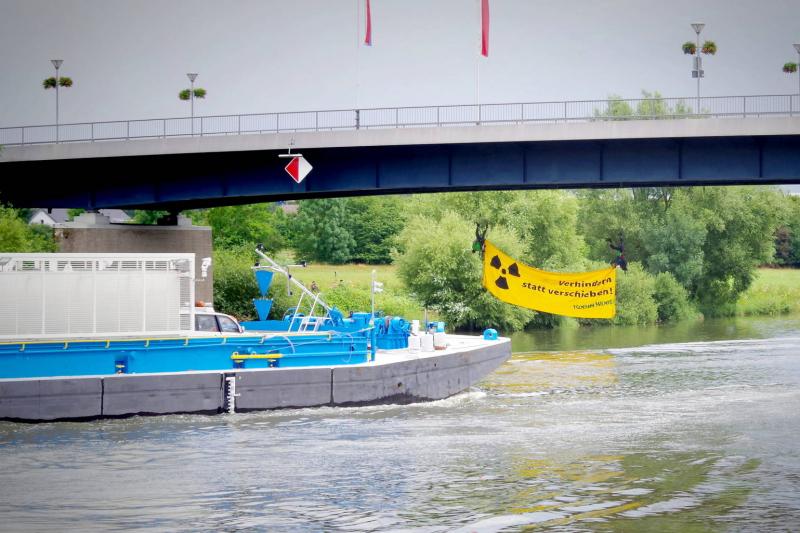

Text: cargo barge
xmin=0 ymin=250 xmax=510 ymax=421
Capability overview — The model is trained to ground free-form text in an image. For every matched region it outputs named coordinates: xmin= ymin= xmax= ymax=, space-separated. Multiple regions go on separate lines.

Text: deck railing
xmin=1 ymin=94 xmax=798 ymax=147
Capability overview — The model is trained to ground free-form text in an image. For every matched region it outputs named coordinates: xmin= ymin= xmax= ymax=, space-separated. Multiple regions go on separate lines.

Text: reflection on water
xmin=1 ymin=316 xmax=800 ymax=531
xmin=490 ymin=351 xmax=618 ymax=396
xmin=510 ymin=314 xmax=800 ymax=352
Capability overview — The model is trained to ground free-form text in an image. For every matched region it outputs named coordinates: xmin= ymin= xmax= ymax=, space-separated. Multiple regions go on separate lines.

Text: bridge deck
xmin=2 ymin=117 xmax=799 ymax=209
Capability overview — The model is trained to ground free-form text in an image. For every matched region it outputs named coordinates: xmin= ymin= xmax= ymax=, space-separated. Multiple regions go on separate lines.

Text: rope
xmin=245 ymin=326 xmax=375 ymax=354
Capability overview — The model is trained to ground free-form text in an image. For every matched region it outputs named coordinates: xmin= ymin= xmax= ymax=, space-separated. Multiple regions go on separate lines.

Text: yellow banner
xmin=482 ymin=240 xmax=616 ymax=319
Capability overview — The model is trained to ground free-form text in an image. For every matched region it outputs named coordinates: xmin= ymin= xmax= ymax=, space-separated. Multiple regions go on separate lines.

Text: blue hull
xmin=0 ymin=332 xmax=370 ymax=379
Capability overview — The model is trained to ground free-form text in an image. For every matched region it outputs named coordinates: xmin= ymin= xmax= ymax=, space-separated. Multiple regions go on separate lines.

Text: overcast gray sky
xmin=1 ymin=0 xmax=799 ymax=128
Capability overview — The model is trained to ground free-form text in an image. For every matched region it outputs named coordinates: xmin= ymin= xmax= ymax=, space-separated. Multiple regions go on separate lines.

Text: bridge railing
xmin=1 ymin=94 xmax=798 ymax=146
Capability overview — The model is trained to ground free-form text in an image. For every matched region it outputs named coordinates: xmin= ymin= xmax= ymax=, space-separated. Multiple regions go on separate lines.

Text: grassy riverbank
xmin=736 ymin=268 xmax=800 ymax=316
xmin=290 ymin=263 xmax=403 ymax=293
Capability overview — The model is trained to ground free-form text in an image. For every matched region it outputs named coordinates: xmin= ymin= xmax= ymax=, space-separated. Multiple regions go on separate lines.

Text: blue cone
xmin=255 ymin=270 xmax=274 ymax=297
xmin=253 ymin=299 xmax=274 ymax=321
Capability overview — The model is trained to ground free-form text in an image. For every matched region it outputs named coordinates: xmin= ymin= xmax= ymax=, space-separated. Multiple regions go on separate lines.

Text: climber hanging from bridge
xmin=606 ymin=234 xmax=628 ymax=271
xmin=472 ymin=221 xmax=490 ymax=258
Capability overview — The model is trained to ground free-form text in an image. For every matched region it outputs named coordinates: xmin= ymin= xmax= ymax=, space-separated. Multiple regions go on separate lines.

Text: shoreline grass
xmin=736 ymin=268 xmax=800 ymax=316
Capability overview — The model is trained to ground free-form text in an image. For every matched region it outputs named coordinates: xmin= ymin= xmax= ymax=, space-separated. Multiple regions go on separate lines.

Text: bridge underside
xmin=3 ymin=135 xmax=800 ymax=209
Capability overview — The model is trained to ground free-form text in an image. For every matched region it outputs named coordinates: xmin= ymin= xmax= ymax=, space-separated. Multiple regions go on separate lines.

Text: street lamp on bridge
xmin=186 ymin=72 xmax=197 ymax=123
xmin=44 ymin=59 xmax=73 ymax=143
xmin=795 ymin=43 xmax=800 ymax=97
xmin=179 ymin=72 xmax=206 ymax=136
xmin=690 ymin=23 xmax=705 ymax=113
xmin=51 ymin=59 xmax=63 ymax=133
xmin=682 ymin=23 xmax=717 ymax=114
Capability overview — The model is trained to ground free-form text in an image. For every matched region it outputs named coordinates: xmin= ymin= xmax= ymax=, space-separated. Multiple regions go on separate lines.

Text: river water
xmin=1 ymin=315 xmax=800 ymax=531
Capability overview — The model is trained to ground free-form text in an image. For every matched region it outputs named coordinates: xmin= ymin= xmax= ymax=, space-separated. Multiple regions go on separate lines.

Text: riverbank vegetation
xmin=2 ymin=187 xmax=800 ymax=333
xmin=201 ymin=186 xmax=800 ymax=332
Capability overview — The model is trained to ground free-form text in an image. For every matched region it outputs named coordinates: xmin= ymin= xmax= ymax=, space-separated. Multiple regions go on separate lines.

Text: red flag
xmin=364 ymin=0 xmax=372 ymax=46
xmin=481 ymin=0 xmax=489 ymax=57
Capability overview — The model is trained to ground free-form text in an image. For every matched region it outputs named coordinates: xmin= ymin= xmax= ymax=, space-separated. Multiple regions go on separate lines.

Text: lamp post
xmin=187 ymin=73 xmax=198 ymax=135
xmin=690 ymin=23 xmax=705 ymax=113
xmin=795 ymin=44 xmax=800 ymax=98
xmin=51 ymin=59 xmax=63 ymax=141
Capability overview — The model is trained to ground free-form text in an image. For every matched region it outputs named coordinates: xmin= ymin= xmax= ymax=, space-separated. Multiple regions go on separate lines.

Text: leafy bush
xmin=574 ymin=262 xmax=656 ymax=327
xmin=322 ymin=284 xmax=370 ymax=315
xmin=42 ymin=77 xmax=57 ymax=89
xmin=609 ymin=262 xmax=658 ymax=326
xmin=178 ymin=89 xmax=192 ymax=101
xmin=211 ymin=248 xmax=260 ymax=320
xmin=322 ymin=283 xmax=422 ymax=319
xmin=0 ymin=206 xmax=57 ymax=252
xmin=267 ymin=276 xmax=307 ymax=320
xmin=213 ymin=247 xmax=314 ymax=321
xmin=58 ymin=77 xmax=73 ymax=87
xmin=132 ymin=210 xmax=169 ymax=224
xmin=395 ymin=211 xmax=534 ymax=332
xmin=27 ymin=224 xmax=57 ymax=252
xmin=193 ymin=88 xmax=206 ymax=98
xmin=653 ymin=272 xmax=697 ymax=322
xmin=579 ymin=262 xmax=658 ymax=326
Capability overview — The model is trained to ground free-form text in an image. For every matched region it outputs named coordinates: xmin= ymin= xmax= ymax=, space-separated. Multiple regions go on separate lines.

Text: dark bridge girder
xmin=3 ymin=136 xmax=800 ymax=210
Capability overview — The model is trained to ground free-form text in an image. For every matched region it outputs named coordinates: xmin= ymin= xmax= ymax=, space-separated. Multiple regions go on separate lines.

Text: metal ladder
xmin=289 ymin=292 xmax=326 ymax=333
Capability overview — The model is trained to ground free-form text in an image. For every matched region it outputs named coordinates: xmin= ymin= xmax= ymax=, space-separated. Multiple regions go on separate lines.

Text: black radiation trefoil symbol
xmin=489 ymin=255 xmax=520 ymax=290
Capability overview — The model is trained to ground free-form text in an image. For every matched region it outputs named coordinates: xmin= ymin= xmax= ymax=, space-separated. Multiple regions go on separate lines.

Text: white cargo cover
xmin=0 ymin=253 xmax=195 ymax=339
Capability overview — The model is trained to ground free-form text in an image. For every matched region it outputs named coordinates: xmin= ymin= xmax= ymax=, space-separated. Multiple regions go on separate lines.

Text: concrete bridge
xmin=2 ymin=95 xmax=799 ymax=210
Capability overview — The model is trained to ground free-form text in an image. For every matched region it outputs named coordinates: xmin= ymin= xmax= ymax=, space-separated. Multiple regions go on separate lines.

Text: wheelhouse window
xmin=195 ymin=314 xmax=219 ymax=332
xmin=217 ymin=316 xmax=240 ymax=333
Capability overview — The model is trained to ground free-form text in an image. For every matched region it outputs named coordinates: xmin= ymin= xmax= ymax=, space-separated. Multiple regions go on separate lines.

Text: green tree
xmin=404 ymin=191 xmax=518 ymax=228
xmin=0 ymin=206 xmax=57 ymax=252
xmin=194 ymin=204 xmax=287 ymax=252
xmin=577 ymin=189 xmax=648 ymax=264
xmin=641 ymin=208 xmax=707 ymax=292
xmin=401 ymin=190 xmax=587 ymax=270
xmin=653 ymin=272 xmax=697 ymax=322
xmin=67 ymin=208 xmax=85 ymax=221
xmin=132 ymin=210 xmax=168 ymax=224
xmin=595 ymin=90 xmax=692 ymax=120
xmin=504 ymin=191 xmax=587 ymax=270
xmin=775 ymin=195 xmax=800 ymax=266
xmin=608 ymin=262 xmax=658 ymax=326
xmin=395 ymin=211 xmax=534 ymax=332
xmin=684 ymin=187 xmax=781 ymax=315
xmin=212 ymin=247 xmax=260 ymax=320
xmin=578 ymin=185 xmax=784 ymax=317
xmin=596 ymin=95 xmax=635 ymax=119
xmin=345 ymin=196 xmax=405 ymax=263
xmin=294 ymin=199 xmax=355 ymax=263
xmin=635 ymin=90 xmax=692 ymax=118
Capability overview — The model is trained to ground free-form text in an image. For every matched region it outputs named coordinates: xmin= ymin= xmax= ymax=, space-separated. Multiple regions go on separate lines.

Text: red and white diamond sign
xmin=284 ymin=156 xmax=313 ymax=184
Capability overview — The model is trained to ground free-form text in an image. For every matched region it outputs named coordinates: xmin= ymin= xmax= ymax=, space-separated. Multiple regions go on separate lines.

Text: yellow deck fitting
xmin=230 ymin=352 xmax=283 ymax=361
